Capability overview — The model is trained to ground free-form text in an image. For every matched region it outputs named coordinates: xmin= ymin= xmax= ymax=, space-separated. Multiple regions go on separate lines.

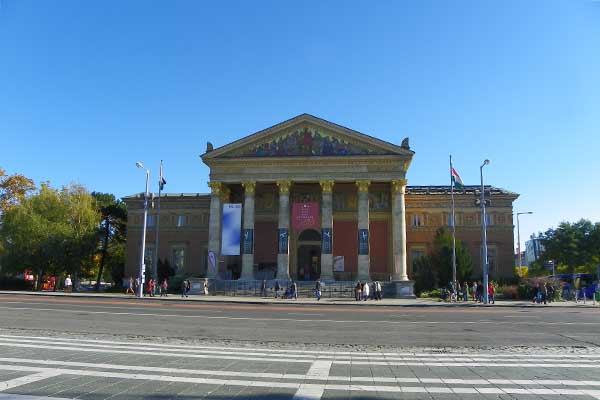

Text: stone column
xmin=355 ymin=180 xmax=371 ymax=281
xmin=392 ymin=179 xmax=409 ymax=281
xmin=276 ymin=180 xmax=292 ymax=280
xmin=240 ymin=181 xmax=256 ymax=280
xmin=207 ymin=181 xmax=223 ymax=279
xmin=319 ymin=180 xmax=334 ymax=281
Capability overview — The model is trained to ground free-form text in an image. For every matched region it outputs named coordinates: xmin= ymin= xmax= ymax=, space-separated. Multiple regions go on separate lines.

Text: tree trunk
xmin=95 ymin=217 xmax=110 ymax=292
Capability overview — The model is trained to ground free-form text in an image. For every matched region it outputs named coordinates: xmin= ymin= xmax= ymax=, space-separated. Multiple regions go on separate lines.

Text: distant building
xmin=524 ymin=234 xmax=545 ymax=266
xmin=123 ymin=114 xmax=519 ymax=294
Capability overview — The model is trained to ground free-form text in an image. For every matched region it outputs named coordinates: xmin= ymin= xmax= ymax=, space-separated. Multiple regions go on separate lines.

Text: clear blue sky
xmin=1 ymin=1 xmax=599 ymax=250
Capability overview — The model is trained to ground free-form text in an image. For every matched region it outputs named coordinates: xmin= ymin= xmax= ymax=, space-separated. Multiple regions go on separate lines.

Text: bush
xmin=419 ymin=288 xmax=441 ymax=298
xmin=496 ymin=284 xmax=517 ymax=300
xmin=0 ymin=276 xmax=34 ymax=290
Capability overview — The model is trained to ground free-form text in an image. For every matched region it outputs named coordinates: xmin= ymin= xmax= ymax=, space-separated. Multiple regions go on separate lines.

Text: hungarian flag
xmin=159 ymin=162 xmax=167 ymax=191
xmin=451 ymin=167 xmax=464 ymax=189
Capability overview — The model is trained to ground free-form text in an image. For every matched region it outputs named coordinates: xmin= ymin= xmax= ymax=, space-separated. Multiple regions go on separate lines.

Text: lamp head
xmin=136 ymin=162 xmax=144 ymax=169
xmin=483 ymin=159 xmax=490 ymax=166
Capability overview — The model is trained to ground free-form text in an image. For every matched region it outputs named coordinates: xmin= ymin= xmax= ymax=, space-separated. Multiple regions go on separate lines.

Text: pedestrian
xmin=160 ymin=278 xmax=168 ymax=297
xmin=472 ymin=281 xmax=477 ymax=302
xmin=355 ymin=281 xmax=362 ymax=301
xmin=315 ymin=278 xmax=322 ymax=301
xmin=64 ymin=274 xmax=72 ymax=294
xmin=455 ymin=282 xmax=462 ymax=302
xmin=542 ymin=281 xmax=548 ymax=305
xmin=181 ymin=279 xmax=188 ymax=298
xmin=463 ymin=281 xmax=469 ymax=302
xmin=370 ymin=281 xmax=376 ymax=300
xmin=203 ymin=278 xmax=209 ymax=295
xmin=363 ymin=280 xmax=370 ymax=301
xmin=261 ymin=279 xmax=267 ymax=297
xmin=126 ymin=277 xmax=135 ymax=295
xmin=291 ymin=281 xmax=298 ymax=300
xmin=274 ymin=280 xmax=280 ymax=298
xmin=375 ymin=281 xmax=382 ymax=300
xmin=134 ymin=277 xmax=140 ymax=296
xmin=146 ymin=278 xmax=155 ymax=297
xmin=488 ymin=282 xmax=495 ymax=304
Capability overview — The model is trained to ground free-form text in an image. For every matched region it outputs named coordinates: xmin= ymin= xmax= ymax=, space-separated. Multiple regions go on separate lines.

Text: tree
xmin=541 ymin=219 xmax=599 ymax=273
xmin=91 ymin=192 xmax=127 ymax=291
xmin=0 ymin=183 xmax=100 ymax=289
xmin=0 ymin=168 xmax=35 ymax=216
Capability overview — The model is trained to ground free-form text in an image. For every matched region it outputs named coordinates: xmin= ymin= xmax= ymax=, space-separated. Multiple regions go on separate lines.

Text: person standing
xmin=315 ymin=279 xmax=322 ymax=301
xmin=488 ymin=282 xmax=495 ymax=304
xmin=64 ymin=274 xmax=72 ymax=294
xmin=363 ymin=280 xmax=370 ymax=301
xmin=203 ymin=278 xmax=209 ymax=295
xmin=160 ymin=279 xmax=168 ymax=297
xmin=291 ymin=281 xmax=298 ymax=300
xmin=126 ymin=277 xmax=135 ymax=295
xmin=472 ymin=281 xmax=477 ymax=302
xmin=355 ymin=281 xmax=362 ymax=301
xmin=181 ymin=279 xmax=188 ymax=298
xmin=375 ymin=281 xmax=382 ymax=300
xmin=463 ymin=281 xmax=469 ymax=302
xmin=274 ymin=280 xmax=280 ymax=298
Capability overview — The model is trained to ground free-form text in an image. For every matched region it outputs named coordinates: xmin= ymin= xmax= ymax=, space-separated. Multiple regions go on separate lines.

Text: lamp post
xmin=480 ymin=159 xmax=490 ymax=304
xmin=136 ymin=162 xmax=150 ymax=298
xmin=516 ymin=211 xmax=533 ymax=273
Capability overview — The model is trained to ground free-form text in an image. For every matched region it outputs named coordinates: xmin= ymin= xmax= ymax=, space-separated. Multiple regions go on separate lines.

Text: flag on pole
xmin=159 ymin=161 xmax=166 ymax=191
xmin=451 ymin=167 xmax=464 ymax=190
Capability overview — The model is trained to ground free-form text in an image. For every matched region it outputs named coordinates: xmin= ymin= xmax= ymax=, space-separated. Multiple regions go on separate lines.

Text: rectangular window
xmin=447 ymin=214 xmax=455 ymax=227
xmin=487 ymin=247 xmax=497 ymax=273
xmin=144 ymin=246 xmax=154 ymax=271
xmin=177 ymin=215 xmax=186 ymax=227
xmin=486 ymin=213 xmax=493 ymax=226
xmin=172 ymin=247 xmax=185 ymax=273
xmin=146 ymin=215 xmax=155 ymax=227
xmin=412 ymin=214 xmax=424 ymax=227
xmin=410 ymin=248 xmax=426 ymax=275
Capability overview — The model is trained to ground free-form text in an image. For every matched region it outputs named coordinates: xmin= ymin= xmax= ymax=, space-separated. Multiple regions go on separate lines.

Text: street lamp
xmin=516 ymin=211 xmax=533 ymax=273
xmin=480 ymin=159 xmax=490 ymax=304
xmin=136 ymin=161 xmax=150 ymax=298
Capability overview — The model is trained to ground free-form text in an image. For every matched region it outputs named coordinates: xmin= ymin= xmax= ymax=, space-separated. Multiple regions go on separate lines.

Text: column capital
xmin=355 ymin=180 xmax=371 ymax=193
xmin=207 ymin=181 xmax=222 ymax=195
xmin=242 ymin=181 xmax=257 ymax=196
xmin=391 ymin=179 xmax=408 ymax=194
xmin=276 ymin=180 xmax=292 ymax=195
xmin=219 ymin=186 xmax=231 ymax=202
xmin=319 ymin=180 xmax=335 ymax=193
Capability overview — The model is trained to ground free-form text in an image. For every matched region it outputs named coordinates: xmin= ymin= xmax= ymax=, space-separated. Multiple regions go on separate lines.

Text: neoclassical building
xmin=124 ymin=114 xmax=518 ymax=295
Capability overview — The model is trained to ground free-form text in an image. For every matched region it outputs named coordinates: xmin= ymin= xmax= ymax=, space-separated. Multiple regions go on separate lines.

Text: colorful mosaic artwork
xmin=231 ymin=126 xmax=388 ymax=157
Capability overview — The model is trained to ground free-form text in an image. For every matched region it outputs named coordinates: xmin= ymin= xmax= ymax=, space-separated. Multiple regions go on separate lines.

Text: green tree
xmin=0 ymin=168 xmax=35 ymax=216
xmin=91 ymin=192 xmax=127 ymax=291
xmin=0 ymin=183 xmax=100 ymax=289
xmin=429 ymin=227 xmax=473 ymax=286
xmin=542 ymin=219 xmax=599 ymax=272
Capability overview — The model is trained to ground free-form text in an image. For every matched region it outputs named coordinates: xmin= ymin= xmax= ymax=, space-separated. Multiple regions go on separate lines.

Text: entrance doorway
xmin=296 ymin=229 xmax=321 ymax=281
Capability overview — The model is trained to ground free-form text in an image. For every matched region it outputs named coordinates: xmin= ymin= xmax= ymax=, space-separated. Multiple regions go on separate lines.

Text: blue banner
xmin=322 ymin=228 xmax=332 ymax=254
xmin=278 ymin=228 xmax=289 ymax=254
xmin=221 ymin=204 xmax=242 ymax=255
xmin=243 ymin=229 xmax=254 ymax=254
xmin=358 ymin=229 xmax=369 ymax=255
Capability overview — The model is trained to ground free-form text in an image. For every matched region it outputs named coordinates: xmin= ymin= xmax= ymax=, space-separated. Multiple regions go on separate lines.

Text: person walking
xmin=488 ymin=282 xmax=495 ymax=304
xmin=160 ymin=278 xmax=168 ymax=297
xmin=146 ymin=278 xmax=155 ymax=297
xmin=64 ymin=274 xmax=72 ymax=294
xmin=274 ymin=280 xmax=280 ymax=298
xmin=363 ymin=280 xmax=370 ymax=301
xmin=375 ymin=281 xmax=382 ymax=300
xmin=181 ymin=279 xmax=189 ymax=298
xmin=315 ymin=279 xmax=322 ymax=301
xmin=463 ymin=281 xmax=469 ymax=302
xmin=203 ymin=278 xmax=209 ymax=295
xmin=291 ymin=281 xmax=298 ymax=300
xmin=472 ymin=281 xmax=477 ymax=302
xmin=355 ymin=281 xmax=362 ymax=301
xmin=126 ymin=277 xmax=135 ymax=295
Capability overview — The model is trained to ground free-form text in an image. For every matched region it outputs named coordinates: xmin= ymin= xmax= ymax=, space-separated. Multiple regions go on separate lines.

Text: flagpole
xmin=153 ymin=160 xmax=163 ymax=290
xmin=450 ymin=155 xmax=457 ymax=292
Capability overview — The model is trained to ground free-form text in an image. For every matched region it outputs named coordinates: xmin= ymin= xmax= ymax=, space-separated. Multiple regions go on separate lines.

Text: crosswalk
xmin=0 ymin=333 xmax=600 ymax=399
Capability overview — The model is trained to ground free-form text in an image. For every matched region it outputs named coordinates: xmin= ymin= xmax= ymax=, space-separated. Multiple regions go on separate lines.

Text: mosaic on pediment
xmin=228 ymin=126 xmax=392 ymax=158
xmin=256 ymin=192 xmax=275 ymax=211
xmin=291 ymin=191 xmax=320 ymax=203
xmin=369 ymin=191 xmax=391 ymax=210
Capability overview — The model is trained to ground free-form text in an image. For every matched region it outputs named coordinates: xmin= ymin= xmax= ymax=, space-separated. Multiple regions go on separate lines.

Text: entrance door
xmin=296 ymin=229 xmax=321 ymax=281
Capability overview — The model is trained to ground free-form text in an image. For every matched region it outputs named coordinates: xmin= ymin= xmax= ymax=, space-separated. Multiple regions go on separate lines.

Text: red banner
xmin=292 ymin=202 xmax=320 ymax=232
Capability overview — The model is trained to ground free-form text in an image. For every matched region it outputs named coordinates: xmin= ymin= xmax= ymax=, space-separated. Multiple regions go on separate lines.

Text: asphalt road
xmin=1 ymin=294 xmax=599 ymax=347
xmin=1 ymin=295 xmax=600 ymax=399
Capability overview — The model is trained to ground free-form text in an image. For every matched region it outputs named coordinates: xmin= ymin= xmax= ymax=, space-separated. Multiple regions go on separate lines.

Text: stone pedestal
xmin=386 ymin=280 xmax=416 ymax=299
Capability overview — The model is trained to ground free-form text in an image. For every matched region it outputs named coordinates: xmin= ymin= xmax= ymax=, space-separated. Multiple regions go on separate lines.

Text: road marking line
xmin=1 ymin=333 xmax=599 ymax=360
xmin=0 ymin=341 xmax=599 ymax=368
xmin=1 ymin=365 xmax=600 ymax=398
xmin=0 ymin=371 xmax=60 ymax=391
xmin=0 ymin=394 xmax=72 ymax=400
xmin=306 ymin=360 xmax=333 ymax=378
xmin=2 ymin=305 xmax=600 ymax=326
xmin=2 ymin=357 xmax=600 ymax=387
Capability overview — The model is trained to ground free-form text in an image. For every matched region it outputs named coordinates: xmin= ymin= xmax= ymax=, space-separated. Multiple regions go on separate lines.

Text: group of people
xmin=354 ymin=281 xmax=383 ymax=301
xmin=532 ymin=281 xmax=554 ymax=304
xmin=442 ymin=281 xmax=495 ymax=304
xmin=124 ymin=277 xmax=209 ymax=298
xmin=272 ymin=280 xmax=298 ymax=299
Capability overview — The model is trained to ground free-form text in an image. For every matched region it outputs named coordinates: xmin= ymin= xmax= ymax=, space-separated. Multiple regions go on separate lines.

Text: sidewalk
xmin=1 ymin=290 xmax=598 ymax=308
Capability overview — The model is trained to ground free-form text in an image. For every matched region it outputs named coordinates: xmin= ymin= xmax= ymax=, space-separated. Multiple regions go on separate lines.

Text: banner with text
xmin=292 ymin=202 xmax=320 ymax=232
xmin=221 ymin=203 xmax=242 ymax=255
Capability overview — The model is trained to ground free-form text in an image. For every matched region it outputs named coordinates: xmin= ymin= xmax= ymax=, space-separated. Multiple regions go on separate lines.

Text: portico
xmin=201 ymin=114 xmax=414 ymax=290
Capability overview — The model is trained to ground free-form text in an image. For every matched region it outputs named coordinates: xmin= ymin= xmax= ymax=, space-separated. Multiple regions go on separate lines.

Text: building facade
xmin=124 ymin=114 xmax=518 ymax=293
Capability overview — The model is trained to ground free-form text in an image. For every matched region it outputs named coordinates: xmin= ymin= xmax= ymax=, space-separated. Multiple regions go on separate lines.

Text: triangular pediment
xmin=202 ymin=114 xmax=413 ymax=160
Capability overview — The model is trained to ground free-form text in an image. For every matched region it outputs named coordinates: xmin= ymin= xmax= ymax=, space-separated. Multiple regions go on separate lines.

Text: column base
xmin=320 ymin=253 xmax=334 ymax=281
xmin=240 ymin=254 xmax=255 ymax=280
xmin=357 ymin=255 xmax=370 ymax=281
xmin=276 ymin=254 xmax=290 ymax=281
xmin=385 ymin=280 xmax=416 ymax=299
